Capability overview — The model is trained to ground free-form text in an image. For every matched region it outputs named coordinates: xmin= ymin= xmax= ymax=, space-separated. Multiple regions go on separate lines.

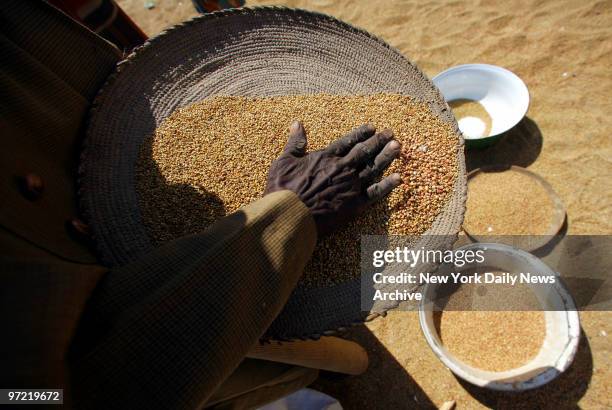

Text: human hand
xmin=264 ymin=121 xmax=402 ymax=236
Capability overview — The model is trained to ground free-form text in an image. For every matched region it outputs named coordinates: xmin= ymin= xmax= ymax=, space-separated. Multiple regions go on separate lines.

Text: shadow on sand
xmin=313 ymin=324 xmax=437 ymax=409
xmin=466 ymin=116 xmax=543 ymax=172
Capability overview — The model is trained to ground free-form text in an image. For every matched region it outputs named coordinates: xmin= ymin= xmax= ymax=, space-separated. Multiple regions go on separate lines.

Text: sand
xmin=116 ymin=1 xmax=611 ymax=408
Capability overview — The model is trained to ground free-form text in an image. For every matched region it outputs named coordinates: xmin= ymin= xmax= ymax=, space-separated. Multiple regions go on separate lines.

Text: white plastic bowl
xmin=432 ymin=64 xmax=530 ymax=140
xmin=419 ymin=243 xmax=580 ymax=391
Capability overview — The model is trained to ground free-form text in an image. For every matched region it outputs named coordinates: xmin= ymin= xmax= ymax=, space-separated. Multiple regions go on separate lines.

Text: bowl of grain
xmin=419 ymin=243 xmax=580 ymax=391
xmin=432 ymin=64 xmax=530 ymax=148
xmin=463 ymin=165 xmax=566 ymax=251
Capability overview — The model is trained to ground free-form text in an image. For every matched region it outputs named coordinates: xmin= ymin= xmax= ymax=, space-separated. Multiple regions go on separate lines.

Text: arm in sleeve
xmin=69 ymin=190 xmax=317 ymax=410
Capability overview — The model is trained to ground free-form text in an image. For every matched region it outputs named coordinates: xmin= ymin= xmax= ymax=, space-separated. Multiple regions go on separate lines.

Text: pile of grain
xmin=136 ymin=94 xmax=458 ymax=286
xmin=437 ymin=310 xmax=545 ymax=372
xmin=434 ymin=271 xmax=545 ymax=371
xmin=464 ymin=169 xmax=555 ymax=235
xmin=449 ymin=99 xmax=492 ymax=139
xmin=438 ymin=271 xmax=543 ymax=311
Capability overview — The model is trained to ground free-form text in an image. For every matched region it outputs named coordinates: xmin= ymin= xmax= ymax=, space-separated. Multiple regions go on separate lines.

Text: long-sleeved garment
xmin=0 ymin=1 xmax=317 ymax=408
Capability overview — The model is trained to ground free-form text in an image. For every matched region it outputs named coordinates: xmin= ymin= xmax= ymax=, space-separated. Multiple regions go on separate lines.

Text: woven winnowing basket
xmin=80 ymin=7 xmax=466 ymax=339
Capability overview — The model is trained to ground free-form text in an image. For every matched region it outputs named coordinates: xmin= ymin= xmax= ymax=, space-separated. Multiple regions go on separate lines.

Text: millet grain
xmin=464 ymin=169 xmax=555 ymax=235
xmin=136 ymin=94 xmax=459 ymax=286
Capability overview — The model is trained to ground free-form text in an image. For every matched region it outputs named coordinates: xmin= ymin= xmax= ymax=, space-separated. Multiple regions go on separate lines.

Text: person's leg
xmin=206 ymin=359 xmax=318 ymax=409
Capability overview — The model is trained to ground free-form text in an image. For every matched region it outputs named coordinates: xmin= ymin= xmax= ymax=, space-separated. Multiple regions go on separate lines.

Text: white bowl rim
xmin=432 ymin=63 xmax=531 ymax=138
xmin=418 ymin=242 xmax=581 ymax=391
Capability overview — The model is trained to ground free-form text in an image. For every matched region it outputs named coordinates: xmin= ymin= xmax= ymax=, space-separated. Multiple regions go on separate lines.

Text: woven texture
xmin=80 ymin=7 xmax=467 ymax=338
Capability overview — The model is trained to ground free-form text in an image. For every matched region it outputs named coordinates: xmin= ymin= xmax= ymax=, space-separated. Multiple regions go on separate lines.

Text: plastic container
xmin=432 ymin=64 xmax=530 ymax=148
xmin=419 ymin=243 xmax=580 ymax=391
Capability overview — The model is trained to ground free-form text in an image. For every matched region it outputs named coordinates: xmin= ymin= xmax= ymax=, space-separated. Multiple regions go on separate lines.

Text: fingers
xmin=367 ymin=173 xmax=402 ymax=201
xmin=283 ymin=121 xmax=307 ymax=156
xmin=326 ymin=124 xmax=376 ymax=155
xmin=359 ymin=140 xmax=401 ymax=182
xmin=343 ymin=129 xmax=394 ymax=167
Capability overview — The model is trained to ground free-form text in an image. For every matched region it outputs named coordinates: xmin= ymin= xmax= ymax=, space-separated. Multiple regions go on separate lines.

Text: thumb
xmin=283 ymin=121 xmax=307 ymax=156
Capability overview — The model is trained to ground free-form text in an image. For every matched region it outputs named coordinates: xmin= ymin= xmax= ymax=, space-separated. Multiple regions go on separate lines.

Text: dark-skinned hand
xmin=264 ymin=121 xmax=402 ymax=236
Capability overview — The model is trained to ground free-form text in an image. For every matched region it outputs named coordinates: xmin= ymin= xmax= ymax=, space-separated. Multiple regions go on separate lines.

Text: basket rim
xmin=78 ymin=6 xmax=467 ymax=340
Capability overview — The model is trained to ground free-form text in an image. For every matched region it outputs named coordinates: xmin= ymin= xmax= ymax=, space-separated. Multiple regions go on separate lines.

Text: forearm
xmin=69 ymin=191 xmax=316 ymax=409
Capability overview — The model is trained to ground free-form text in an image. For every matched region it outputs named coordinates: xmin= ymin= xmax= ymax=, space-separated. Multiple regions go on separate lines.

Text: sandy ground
xmin=117 ymin=0 xmax=611 ymax=408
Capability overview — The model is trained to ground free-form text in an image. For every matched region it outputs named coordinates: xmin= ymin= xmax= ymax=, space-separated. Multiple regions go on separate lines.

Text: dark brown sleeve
xmin=70 ymin=191 xmax=316 ymax=409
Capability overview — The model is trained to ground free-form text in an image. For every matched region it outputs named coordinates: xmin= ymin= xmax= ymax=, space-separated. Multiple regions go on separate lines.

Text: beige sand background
xmin=117 ymin=0 xmax=611 ymax=408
